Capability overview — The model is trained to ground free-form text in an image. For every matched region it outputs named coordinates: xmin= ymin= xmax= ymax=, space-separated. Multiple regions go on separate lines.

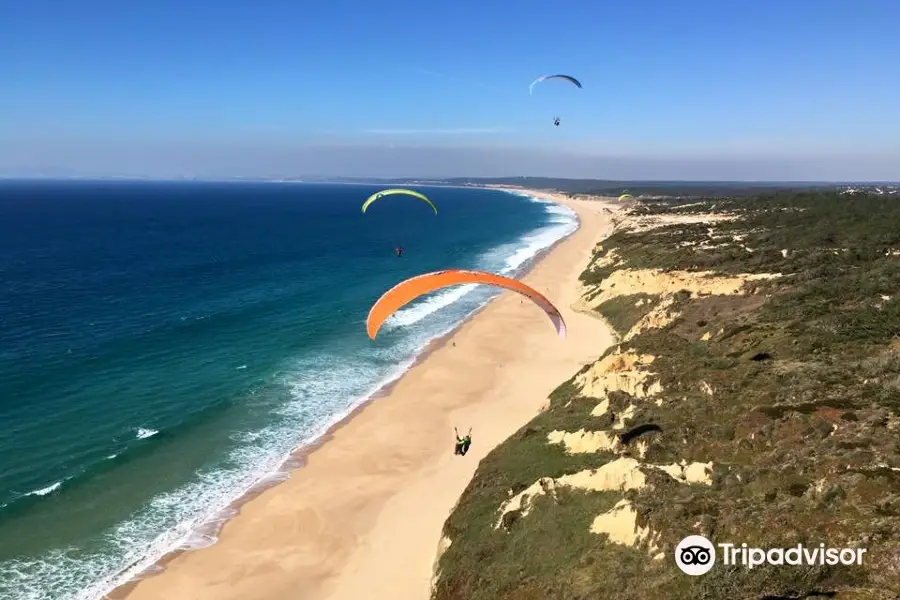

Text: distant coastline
xmin=4 ymin=177 xmax=897 ymax=205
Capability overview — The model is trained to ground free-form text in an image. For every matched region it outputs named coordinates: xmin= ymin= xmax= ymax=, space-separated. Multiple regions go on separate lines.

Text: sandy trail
xmin=119 ymin=193 xmax=618 ymax=600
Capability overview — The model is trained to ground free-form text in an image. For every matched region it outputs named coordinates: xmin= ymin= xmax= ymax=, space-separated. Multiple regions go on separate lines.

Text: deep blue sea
xmin=0 ymin=180 xmax=576 ymax=600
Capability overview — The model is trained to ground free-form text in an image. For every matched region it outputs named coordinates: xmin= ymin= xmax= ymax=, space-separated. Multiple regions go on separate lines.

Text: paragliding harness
xmin=395 ymin=246 xmax=404 ymax=257
xmin=454 ymin=427 xmax=472 ymax=456
xmin=553 ymin=117 xmax=560 ymax=127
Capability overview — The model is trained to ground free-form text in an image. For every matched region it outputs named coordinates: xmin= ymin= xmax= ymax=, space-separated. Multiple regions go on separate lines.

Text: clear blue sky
xmin=3 ymin=0 xmax=899 ymax=180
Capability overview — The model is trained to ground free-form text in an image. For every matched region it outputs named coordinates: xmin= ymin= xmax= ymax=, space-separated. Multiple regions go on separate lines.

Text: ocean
xmin=0 ymin=180 xmax=577 ymax=600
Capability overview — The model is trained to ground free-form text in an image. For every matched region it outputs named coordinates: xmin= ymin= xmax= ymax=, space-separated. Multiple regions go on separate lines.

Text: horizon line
xmin=362 ymin=127 xmax=513 ymax=135
xmin=2 ymin=175 xmax=898 ymax=185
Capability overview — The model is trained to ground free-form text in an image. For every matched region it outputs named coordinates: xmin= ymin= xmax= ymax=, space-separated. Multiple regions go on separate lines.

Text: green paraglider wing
xmin=529 ymin=74 xmax=583 ymax=95
xmin=361 ymin=188 xmax=438 ymax=215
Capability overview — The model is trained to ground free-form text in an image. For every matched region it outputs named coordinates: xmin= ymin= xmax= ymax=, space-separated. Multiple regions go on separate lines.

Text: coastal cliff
xmin=433 ymin=191 xmax=900 ymax=600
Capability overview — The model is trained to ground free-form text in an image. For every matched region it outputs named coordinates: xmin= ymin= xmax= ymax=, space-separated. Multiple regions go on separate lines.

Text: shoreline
xmin=110 ymin=216 xmax=578 ymax=595
xmin=97 ymin=187 xmax=573 ymax=597
xmin=100 ymin=187 xmax=582 ymax=599
xmin=109 ymin=188 xmax=619 ymax=600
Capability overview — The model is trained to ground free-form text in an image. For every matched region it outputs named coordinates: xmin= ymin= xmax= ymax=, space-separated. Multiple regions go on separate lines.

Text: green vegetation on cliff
xmin=433 ymin=192 xmax=900 ymax=600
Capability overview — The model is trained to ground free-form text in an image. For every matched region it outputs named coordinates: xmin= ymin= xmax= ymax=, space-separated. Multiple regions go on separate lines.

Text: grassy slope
xmin=433 ymin=191 xmax=900 ymax=600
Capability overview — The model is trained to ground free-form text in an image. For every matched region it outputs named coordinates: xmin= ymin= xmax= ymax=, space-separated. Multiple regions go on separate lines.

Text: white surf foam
xmin=25 ymin=481 xmax=62 ymax=497
xmin=382 ymin=284 xmax=479 ymax=330
xmin=135 ymin=428 xmax=158 ymax=440
xmin=383 ymin=192 xmax=577 ymax=331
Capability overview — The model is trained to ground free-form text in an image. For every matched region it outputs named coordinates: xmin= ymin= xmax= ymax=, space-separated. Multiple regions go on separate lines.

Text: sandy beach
xmin=116 ymin=191 xmax=619 ymax=600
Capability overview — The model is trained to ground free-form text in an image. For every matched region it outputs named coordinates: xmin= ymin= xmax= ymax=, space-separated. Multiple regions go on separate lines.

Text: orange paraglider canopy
xmin=366 ymin=269 xmax=566 ymax=340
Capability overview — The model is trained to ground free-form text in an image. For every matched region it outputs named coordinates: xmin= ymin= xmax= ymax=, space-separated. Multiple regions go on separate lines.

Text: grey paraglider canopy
xmin=529 ymin=74 xmax=583 ymax=95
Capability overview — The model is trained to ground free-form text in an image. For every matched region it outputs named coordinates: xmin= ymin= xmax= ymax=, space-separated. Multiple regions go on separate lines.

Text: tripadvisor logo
xmin=675 ymin=535 xmax=716 ymax=575
xmin=674 ymin=535 xmax=867 ymax=576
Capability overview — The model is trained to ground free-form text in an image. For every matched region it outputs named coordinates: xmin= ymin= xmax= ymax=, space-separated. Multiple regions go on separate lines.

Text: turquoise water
xmin=0 ymin=181 xmax=577 ymax=600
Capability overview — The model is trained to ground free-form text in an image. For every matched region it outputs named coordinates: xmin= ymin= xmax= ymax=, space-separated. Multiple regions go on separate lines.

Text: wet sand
xmin=118 ymin=191 xmax=619 ymax=600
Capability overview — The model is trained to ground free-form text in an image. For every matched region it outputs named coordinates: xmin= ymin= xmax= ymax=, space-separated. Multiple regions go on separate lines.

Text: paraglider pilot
xmin=454 ymin=427 xmax=472 ymax=456
xmin=553 ymin=117 xmax=560 ymax=127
